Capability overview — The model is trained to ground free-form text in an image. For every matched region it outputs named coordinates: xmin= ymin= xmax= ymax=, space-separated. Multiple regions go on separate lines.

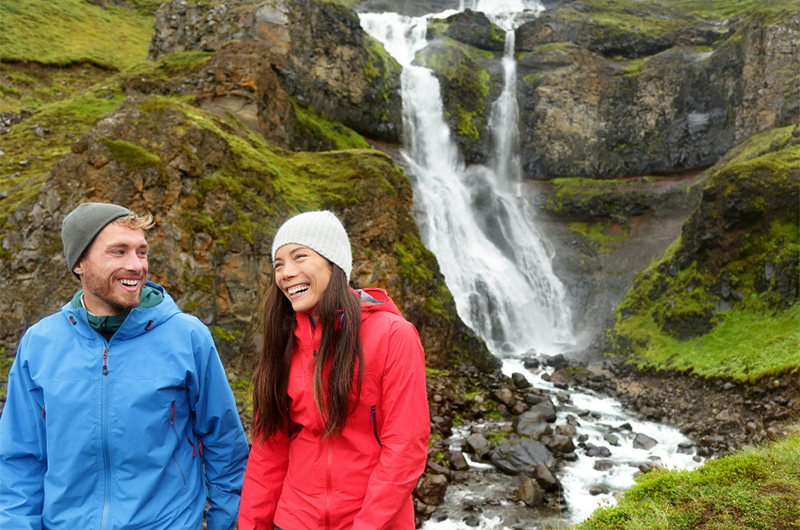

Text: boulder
xmin=633 ymin=433 xmax=658 ymax=451
xmin=514 ymin=411 xmax=552 ymax=438
xmin=490 ymin=439 xmax=557 ymax=476
xmin=414 ymin=474 xmax=448 ymax=505
xmin=517 ymin=478 xmax=545 ymax=507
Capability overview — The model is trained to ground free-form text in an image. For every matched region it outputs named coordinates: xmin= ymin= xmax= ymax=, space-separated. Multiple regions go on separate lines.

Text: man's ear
xmin=73 ymin=259 xmax=84 ymax=277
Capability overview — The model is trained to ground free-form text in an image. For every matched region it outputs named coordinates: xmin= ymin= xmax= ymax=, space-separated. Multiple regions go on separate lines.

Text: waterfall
xmin=360 ymin=7 xmax=702 ymax=527
xmin=361 ymin=7 xmax=570 ymax=356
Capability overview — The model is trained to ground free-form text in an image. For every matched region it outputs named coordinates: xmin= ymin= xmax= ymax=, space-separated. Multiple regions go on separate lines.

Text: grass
xmin=557 ymin=0 xmax=799 ymax=39
xmin=0 ymin=88 xmax=126 ymax=226
xmin=573 ymin=428 xmax=800 ymax=530
xmin=0 ymin=0 xmax=158 ymax=70
xmin=569 ymin=221 xmax=629 ymax=254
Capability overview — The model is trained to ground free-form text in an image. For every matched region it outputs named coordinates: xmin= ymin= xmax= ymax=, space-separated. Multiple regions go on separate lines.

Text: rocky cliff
xmin=415 ymin=4 xmax=799 ymax=179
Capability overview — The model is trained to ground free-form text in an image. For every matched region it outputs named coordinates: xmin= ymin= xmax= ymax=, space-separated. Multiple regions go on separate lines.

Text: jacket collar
xmin=61 ymin=281 xmax=182 ymax=343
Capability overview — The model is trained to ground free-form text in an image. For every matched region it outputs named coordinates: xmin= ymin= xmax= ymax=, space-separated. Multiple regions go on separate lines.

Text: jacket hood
xmin=355 ymin=288 xmax=404 ymax=321
xmin=60 ymin=281 xmax=182 ymax=342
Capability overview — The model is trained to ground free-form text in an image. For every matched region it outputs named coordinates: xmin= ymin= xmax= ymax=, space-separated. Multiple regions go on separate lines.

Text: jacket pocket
xmin=370 ymin=405 xmax=382 ymax=448
xmin=168 ymin=400 xmax=188 ymax=486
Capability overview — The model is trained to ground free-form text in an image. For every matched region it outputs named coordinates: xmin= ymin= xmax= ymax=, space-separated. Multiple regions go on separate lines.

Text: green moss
xmin=0 ymin=347 xmax=10 ymax=401
xmin=0 ymin=88 xmax=125 ymax=228
xmin=97 ymin=137 xmax=162 ymax=169
xmin=532 ymin=42 xmax=575 ymax=54
xmin=292 ymin=100 xmax=371 ymax=150
xmin=569 ymin=221 xmax=629 ymax=254
xmin=574 ymin=430 xmax=800 ymax=530
xmin=211 ymin=325 xmax=243 ymax=344
xmin=0 ymin=0 xmax=156 ymax=69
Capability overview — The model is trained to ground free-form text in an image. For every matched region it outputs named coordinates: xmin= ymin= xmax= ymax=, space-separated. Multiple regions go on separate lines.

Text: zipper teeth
xmin=101 ymin=346 xmax=111 ymax=530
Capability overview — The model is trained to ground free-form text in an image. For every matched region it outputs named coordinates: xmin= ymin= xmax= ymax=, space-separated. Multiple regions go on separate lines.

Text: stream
xmin=360 ymin=2 xmax=702 ymax=527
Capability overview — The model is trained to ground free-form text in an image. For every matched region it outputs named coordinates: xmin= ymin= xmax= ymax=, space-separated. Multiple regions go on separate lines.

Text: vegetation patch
xmin=609 ymin=125 xmax=800 ymax=382
xmin=558 ymin=0 xmax=798 ymax=39
xmin=0 ymin=0 xmax=158 ymax=70
xmin=292 ymin=99 xmax=371 ymax=151
xmin=0 ymin=88 xmax=125 ymax=228
xmin=568 ymin=221 xmax=629 ymax=254
xmin=573 ymin=429 xmax=800 ymax=530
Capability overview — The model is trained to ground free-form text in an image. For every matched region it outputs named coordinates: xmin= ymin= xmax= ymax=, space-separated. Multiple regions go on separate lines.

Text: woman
xmin=239 ymin=211 xmax=430 ymax=530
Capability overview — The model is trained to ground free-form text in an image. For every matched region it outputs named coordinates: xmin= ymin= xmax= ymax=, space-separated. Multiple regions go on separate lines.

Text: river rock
xmin=593 ymin=459 xmax=615 ymax=471
xmin=447 ymin=451 xmax=470 ymax=471
xmin=603 ymin=433 xmax=621 ymax=446
xmin=466 ymin=433 xmax=491 ymax=458
xmin=540 ymin=434 xmax=576 ymax=454
xmin=415 ymin=474 xmax=448 ymax=505
xmin=633 ymin=433 xmax=658 ymax=450
xmin=493 ymin=387 xmax=516 ymax=406
xmin=527 ymin=398 xmax=557 ymax=422
xmin=584 ymin=443 xmax=612 ymax=458
xmin=544 ymin=353 xmax=569 ymax=370
xmin=555 ymin=424 xmax=577 ymax=437
xmin=490 ymin=439 xmax=557 ymax=476
xmin=517 ymin=478 xmax=545 ymax=507
xmin=531 ymin=462 xmax=561 ymax=492
xmin=514 ymin=411 xmax=552 ymax=438
xmin=511 ymin=372 xmax=532 ymax=389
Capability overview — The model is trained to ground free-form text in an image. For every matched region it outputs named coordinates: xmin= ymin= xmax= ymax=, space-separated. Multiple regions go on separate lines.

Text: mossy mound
xmin=0 ymin=0 xmax=159 ymax=70
xmin=574 ymin=428 xmax=800 ymax=530
xmin=609 ymin=125 xmax=800 ymax=382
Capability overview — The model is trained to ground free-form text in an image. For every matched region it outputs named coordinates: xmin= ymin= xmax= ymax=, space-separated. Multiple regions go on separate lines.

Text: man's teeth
xmin=288 ymin=285 xmax=309 ymax=294
xmin=120 ymin=279 xmax=140 ymax=286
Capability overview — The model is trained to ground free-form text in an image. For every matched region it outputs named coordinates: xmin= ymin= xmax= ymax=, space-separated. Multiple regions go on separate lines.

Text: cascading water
xmin=361 ymin=5 xmax=702 ymax=528
xmin=360 ymin=8 xmax=570 ymax=357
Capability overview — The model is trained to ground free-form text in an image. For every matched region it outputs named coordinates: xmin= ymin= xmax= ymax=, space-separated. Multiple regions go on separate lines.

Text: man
xmin=0 ymin=202 xmax=249 ymax=529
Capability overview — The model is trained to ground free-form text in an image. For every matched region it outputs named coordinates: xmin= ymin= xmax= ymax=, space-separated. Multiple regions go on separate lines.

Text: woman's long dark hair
xmin=252 ymin=264 xmax=363 ymax=442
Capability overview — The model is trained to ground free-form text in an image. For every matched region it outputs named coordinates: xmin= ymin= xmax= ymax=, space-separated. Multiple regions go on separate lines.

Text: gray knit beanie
xmin=62 ymin=202 xmax=133 ymax=273
xmin=271 ymin=211 xmax=352 ymax=280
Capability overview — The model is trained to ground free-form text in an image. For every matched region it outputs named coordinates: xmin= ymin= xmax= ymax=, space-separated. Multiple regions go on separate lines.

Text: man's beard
xmin=81 ymin=264 xmax=144 ymax=314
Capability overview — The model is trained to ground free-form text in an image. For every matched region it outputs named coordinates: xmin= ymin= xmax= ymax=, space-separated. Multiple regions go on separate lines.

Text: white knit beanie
xmin=271 ymin=211 xmax=352 ymax=280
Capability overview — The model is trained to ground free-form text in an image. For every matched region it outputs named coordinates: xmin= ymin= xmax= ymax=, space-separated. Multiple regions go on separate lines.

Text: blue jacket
xmin=0 ymin=282 xmax=249 ymax=530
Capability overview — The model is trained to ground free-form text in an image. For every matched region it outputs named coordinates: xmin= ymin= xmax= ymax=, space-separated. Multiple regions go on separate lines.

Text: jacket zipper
xmin=170 ymin=400 xmax=187 ymax=485
xmin=101 ymin=346 xmax=111 ymax=530
xmin=370 ymin=405 xmax=382 ymax=447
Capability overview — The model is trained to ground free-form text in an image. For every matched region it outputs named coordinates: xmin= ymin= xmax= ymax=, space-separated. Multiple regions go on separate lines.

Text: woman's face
xmin=273 ymin=244 xmax=333 ymax=321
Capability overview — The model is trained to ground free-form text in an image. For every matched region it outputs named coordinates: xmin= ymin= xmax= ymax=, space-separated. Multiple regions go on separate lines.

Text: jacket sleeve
xmin=0 ymin=340 xmax=47 ymax=530
xmin=188 ymin=325 xmax=250 ymax=530
xmin=238 ymin=428 xmax=290 ymax=530
xmin=351 ymin=318 xmax=430 ymax=530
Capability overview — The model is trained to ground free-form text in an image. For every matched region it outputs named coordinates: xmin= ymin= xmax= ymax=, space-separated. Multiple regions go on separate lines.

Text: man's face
xmin=73 ymin=223 xmax=149 ymax=316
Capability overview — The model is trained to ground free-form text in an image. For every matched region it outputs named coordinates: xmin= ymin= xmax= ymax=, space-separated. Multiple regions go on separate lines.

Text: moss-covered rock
xmin=608 ymin=124 xmax=800 ymax=382
xmin=0 ymin=93 xmax=495 ymax=372
xmin=415 ymin=36 xmax=499 ymax=164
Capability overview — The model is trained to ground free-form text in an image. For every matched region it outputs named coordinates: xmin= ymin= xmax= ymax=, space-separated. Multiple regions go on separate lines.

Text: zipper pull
xmin=370 ymin=405 xmax=376 ymax=424
xmin=102 ymin=347 xmax=108 ymax=376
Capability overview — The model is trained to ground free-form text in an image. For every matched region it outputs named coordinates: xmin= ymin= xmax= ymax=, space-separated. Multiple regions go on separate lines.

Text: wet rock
xmin=517 ymin=478 xmax=545 ymax=507
xmin=464 ymin=514 xmax=481 ymax=527
xmin=618 ymin=422 xmax=633 ymax=431
xmin=490 ymin=439 xmax=557 ymax=476
xmin=415 ymin=474 xmax=448 ymax=505
xmin=523 ymin=393 xmax=543 ymax=405
xmin=531 ymin=462 xmax=561 ymax=492
xmin=555 ymin=424 xmax=577 ymax=437
xmin=413 ymin=499 xmax=437 ymax=516
xmin=593 ymin=459 xmax=615 ymax=471
xmin=541 ymin=434 xmax=576 ymax=455
xmin=584 ymin=443 xmax=612 ymax=458
xmin=527 ymin=398 xmax=557 ymax=422
xmin=492 ymin=388 xmax=516 ymax=406
xmin=603 ymin=433 xmax=621 ymax=446
xmin=562 ymin=452 xmax=579 ymax=462
xmin=633 ymin=433 xmax=658 ymax=451
xmin=677 ymin=442 xmax=696 ymax=455
xmin=511 ymin=372 xmax=531 ymax=389
xmin=447 ymin=451 xmax=470 ymax=471
xmin=589 ymin=484 xmax=610 ymax=496
xmin=544 ymin=353 xmax=568 ymax=370
xmin=514 ymin=411 xmax=552 ymax=438
xmin=466 ymin=433 xmax=491 ymax=458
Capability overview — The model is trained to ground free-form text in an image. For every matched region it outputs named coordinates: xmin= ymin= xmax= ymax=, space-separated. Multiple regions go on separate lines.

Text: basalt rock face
xmin=0 ymin=95 xmax=496 ymax=374
xmin=419 ymin=6 xmax=798 ymax=179
xmin=148 ymin=0 xmax=402 ymax=145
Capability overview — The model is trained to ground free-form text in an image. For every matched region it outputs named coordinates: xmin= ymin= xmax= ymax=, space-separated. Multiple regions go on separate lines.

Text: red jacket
xmin=239 ymin=289 xmax=430 ymax=530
